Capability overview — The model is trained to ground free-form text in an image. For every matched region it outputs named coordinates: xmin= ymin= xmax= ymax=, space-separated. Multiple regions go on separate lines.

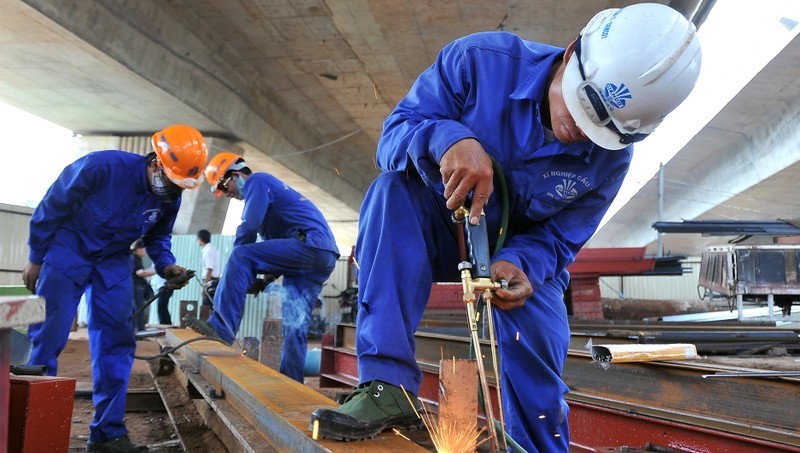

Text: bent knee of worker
xmin=226 ymin=247 xmax=259 ymax=271
xmin=366 ymin=171 xmax=422 ymax=200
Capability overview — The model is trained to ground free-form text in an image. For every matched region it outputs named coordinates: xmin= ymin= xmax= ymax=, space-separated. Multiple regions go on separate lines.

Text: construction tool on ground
xmin=453 ymin=205 xmax=508 ymax=453
xmin=130 ymin=269 xmax=195 ymax=321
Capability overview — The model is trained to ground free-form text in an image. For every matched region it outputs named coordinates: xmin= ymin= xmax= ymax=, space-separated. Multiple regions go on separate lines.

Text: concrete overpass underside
xmin=5 ymin=0 xmax=790 ymax=256
xmin=588 ymin=32 xmax=800 ymax=255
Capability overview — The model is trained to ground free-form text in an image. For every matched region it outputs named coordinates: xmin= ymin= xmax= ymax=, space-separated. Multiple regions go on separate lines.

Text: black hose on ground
xmin=133 ymin=336 xmax=228 ymax=360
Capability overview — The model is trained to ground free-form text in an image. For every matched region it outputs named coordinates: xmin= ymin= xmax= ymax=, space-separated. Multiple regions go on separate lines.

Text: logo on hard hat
xmin=603 ymin=83 xmax=632 ymax=110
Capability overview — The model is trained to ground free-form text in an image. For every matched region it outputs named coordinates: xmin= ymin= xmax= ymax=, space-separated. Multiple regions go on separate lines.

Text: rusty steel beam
xmin=323 ymin=324 xmax=800 ymax=451
xmin=166 ymin=328 xmax=427 ymax=452
xmin=146 ymin=355 xmax=227 ymax=451
xmin=163 ymin=341 xmax=271 ymax=453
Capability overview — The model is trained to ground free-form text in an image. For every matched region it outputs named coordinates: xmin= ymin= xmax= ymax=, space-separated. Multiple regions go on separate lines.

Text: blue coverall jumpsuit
xmin=355 ymin=32 xmax=633 ymax=452
xmin=207 ymin=172 xmax=339 ymax=382
xmin=27 ymin=151 xmax=180 ymax=442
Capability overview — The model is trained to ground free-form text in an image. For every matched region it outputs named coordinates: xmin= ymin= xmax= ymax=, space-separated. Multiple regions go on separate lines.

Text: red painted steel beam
xmin=322 ymin=346 xmax=800 ymax=452
xmin=569 ymin=399 xmax=800 ymax=453
xmin=1 ymin=296 xmax=45 ymax=451
xmin=1 ymin=329 xmax=10 ymax=451
xmin=567 ymin=247 xmax=656 ymax=276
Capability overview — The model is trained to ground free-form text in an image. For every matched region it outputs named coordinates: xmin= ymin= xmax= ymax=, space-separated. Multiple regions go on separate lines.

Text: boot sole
xmin=310 ymin=409 xmax=424 ymax=441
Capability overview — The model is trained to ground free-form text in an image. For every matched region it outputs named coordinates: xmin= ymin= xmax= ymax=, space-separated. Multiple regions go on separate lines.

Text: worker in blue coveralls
xmin=310 ymin=4 xmax=702 ymax=451
xmin=22 ymin=124 xmax=208 ymax=453
xmin=183 ymin=152 xmax=339 ymax=383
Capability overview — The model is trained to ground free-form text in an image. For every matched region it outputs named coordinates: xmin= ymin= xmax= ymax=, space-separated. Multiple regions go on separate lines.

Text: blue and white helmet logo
xmin=603 ymin=83 xmax=632 ymax=110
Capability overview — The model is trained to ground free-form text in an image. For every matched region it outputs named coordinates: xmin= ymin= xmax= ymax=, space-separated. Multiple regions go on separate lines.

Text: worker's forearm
xmin=204 ymin=269 xmax=213 ymax=284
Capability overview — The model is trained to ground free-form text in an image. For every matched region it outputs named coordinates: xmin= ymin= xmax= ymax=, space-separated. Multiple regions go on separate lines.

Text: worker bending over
xmin=310 ymin=4 xmax=702 ymax=451
xmin=23 ymin=125 xmax=208 ymax=452
xmin=184 ymin=153 xmax=339 ymax=382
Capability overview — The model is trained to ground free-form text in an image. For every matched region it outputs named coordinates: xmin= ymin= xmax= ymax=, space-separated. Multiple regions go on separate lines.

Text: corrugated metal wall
xmin=0 ymin=207 xmax=705 ymax=324
xmin=0 ymin=204 xmax=33 ymax=285
xmin=0 ymin=205 xmax=351 ymax=340
xmin=143 ymin=234 xmax=351 ymax=341
xmin=599 ymin=258 xmax=703 ymax=300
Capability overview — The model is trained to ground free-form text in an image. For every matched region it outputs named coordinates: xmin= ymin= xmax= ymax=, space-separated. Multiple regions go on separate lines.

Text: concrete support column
xmin=73 ymin=134 xmax=233 ymax=234
xmin=172 ymin=137 xmax=236 ymax=234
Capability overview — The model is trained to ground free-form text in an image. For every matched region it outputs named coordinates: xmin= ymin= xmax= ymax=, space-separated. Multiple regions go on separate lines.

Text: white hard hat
xmin=562 ymin=3 xmax=702 ymax=150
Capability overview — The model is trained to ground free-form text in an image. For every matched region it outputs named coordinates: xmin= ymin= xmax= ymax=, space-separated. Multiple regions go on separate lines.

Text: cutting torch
xmin=452 ymin=205 xmax=508 ymax=453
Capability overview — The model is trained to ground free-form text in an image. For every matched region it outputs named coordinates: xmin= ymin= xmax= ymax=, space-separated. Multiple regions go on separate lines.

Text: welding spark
xmin=392 ymin=428 xmax=410 ymax=441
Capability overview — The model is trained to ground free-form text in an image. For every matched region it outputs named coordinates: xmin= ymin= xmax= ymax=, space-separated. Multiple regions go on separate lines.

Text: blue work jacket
xmin=378 ymin=31 xmax=633 ymax=291
xmin=235 ymin=172 xmax=339 ymax=255
xmin=28 ymin=151 xmax=179 ymax=288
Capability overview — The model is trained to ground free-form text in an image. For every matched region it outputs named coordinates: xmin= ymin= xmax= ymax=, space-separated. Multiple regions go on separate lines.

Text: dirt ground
xmin=60 ymin=330 xmax=182 ymax=451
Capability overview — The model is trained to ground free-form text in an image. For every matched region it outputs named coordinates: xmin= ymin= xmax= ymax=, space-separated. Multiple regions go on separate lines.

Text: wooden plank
xmin=167 ymin=328 xmax=427 ymax=452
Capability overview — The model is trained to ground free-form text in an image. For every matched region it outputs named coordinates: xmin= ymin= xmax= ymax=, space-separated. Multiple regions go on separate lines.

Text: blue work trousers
xmin=208 ymin=239 xmax=337 ymax=382
xmin=27 ymin=262 xmax=136 ymax=442
xmin=356 ymin=172 xmax=571 ymax=452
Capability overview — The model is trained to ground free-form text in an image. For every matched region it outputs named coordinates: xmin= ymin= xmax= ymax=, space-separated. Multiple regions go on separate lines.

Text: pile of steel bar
xmin=652 ymin=220 xmax=800 ymax=236
xmin=570 ymin=320 xmax=800 ymax=354
xmin=418 ymin=316 xmax=800 ymax=355
xmin=163 ymin=329 xmax=426 ymax=452
xmin=321 ymin=324 xmax=800 ymax=452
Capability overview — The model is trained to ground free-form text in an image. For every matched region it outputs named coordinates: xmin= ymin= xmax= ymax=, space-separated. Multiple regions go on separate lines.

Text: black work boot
xmin=181 ymin=315 xmax=229 ymax=345
xmin=309 ymin=380 xmax=423 ymax=441
xmin=87 ymin=436 xmax=148 ymax=452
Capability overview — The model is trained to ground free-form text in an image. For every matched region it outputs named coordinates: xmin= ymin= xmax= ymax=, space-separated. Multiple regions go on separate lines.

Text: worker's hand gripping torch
xmin=452 ymin=206 xmax=508 ymax=453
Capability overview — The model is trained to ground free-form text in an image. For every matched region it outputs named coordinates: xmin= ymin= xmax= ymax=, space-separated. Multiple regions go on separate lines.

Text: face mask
xmin=234 ymin=175 xmax=247 ymax=197
xmin=151 ymin=167 xmax=183 ymax=203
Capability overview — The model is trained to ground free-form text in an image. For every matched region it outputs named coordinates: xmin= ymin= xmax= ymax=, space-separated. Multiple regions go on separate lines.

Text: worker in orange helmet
xmin=184 ymin=152 xmax=339 ymax=383
xmin=22 ymin=124 xmax=208 ymax=452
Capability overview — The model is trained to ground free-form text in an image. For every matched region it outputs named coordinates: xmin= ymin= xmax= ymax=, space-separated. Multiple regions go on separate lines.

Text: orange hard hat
xmin=205 ymin=151 xmax=246 ymax=196
xmin=151 ymin=124 xmax=208 ymax=189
